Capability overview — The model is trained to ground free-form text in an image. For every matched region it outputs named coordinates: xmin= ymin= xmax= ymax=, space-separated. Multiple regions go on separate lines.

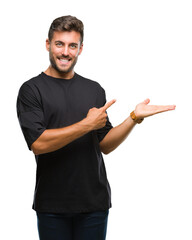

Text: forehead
xmin=51 ymin=31 xmax=81 ymax=43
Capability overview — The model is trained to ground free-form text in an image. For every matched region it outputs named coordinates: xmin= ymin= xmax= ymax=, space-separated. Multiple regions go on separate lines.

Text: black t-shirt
xmin=17 ymin=72 xmax=113 ymax=213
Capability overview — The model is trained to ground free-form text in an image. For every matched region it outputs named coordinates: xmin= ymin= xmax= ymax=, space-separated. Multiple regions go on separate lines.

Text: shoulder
xmin=75 ymin=73 xmax=105 ymax=92
xmin=75 ymin=73 xmax=102 ymax=88
xmin=20 ymin=73 xmax=43 ymax=90
xmin=18 ymin=73 xmax=44 ymax=101
xmin=18 ymin=72 xmax=48 ymax=95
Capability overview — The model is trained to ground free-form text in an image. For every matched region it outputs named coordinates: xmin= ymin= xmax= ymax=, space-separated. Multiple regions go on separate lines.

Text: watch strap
xmin=130 ymin=111 xmax=144 ymax=124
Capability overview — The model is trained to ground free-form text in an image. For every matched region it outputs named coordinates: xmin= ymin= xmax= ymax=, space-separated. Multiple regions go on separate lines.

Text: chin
xmin=58 ymin=66 xmax=73 ymax=74
xmin=52 ymin=63 xmax=71 ymax=74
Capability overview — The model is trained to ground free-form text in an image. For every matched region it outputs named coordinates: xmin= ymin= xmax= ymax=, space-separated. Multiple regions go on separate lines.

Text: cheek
xmin=72 ymin=49 xmax=81 ymax=58
xmin=51 ymin=47 xmax=62 ymax=56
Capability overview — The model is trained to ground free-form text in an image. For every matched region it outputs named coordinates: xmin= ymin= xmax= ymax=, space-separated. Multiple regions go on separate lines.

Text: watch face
xmin=130 ymin=111 xmax=143 ymax=124
xmin=131 ymin=111 xmax=136 ymax=120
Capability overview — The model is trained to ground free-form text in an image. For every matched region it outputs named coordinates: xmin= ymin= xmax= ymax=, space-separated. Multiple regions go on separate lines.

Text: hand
xmin=134 ymin=99 xmax=176 ymax=119
xmin=86 ymin=99 xmax=116 ymax=130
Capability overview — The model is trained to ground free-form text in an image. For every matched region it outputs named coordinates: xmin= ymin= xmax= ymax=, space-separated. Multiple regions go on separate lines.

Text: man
xmin=17 ymin=15 xmax=176 ymax=240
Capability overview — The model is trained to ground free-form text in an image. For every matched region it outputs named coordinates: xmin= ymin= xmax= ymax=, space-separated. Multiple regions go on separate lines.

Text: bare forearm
xmin=31 ymin=100 xmax=116 ymax=155
xmin=100 ymin=116 xmax=136 ymax=154
xmin=31 ymin=119 xmax=92 ymax=155
xmin=99 ymin=98 xmax=176 ymax=155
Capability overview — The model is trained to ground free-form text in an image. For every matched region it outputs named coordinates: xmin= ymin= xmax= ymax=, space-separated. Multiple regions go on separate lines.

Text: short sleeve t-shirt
xmin=17 ymin=72 xmax=113 ymax=213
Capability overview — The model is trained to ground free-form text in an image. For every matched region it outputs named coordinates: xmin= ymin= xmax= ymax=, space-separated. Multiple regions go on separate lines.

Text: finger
xmin=152 ymin=105 xmax=176 ymax=114
xmin=143 ymin=98 xmax=150 ymax=105
xmin=101 ymin=99 xmax=116 ymax=111
xmin=163 ymin=105 xmax=176 ymax=111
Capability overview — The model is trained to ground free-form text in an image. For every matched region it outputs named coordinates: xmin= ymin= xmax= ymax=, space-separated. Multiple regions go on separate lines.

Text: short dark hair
xmin=48 ymin=15 xmax=84 ymax=44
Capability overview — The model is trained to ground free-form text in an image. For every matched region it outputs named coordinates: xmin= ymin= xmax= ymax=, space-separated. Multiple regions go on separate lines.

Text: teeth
xmin=60 ymin=59 xmax=69 ymax=62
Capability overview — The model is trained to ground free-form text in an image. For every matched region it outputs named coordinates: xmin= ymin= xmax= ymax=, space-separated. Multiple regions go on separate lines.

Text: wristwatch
xmin=130 ymin=111 xmax=144 ymax=124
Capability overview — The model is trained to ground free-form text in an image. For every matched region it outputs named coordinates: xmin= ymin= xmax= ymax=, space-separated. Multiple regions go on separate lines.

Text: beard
xmin=49 ymin=50 xmax=78 ymax=74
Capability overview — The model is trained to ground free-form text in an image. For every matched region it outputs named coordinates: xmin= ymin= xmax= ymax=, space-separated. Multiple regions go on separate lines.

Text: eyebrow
xmin=55 ymin=41 xmax=63 ymax=44
xmin=55 ymin=41 xmax=78 ymax=46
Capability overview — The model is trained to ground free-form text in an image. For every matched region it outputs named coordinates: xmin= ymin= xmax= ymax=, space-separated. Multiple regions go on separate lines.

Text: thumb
xmin=143 ymin=98 xmax=150 ymax=105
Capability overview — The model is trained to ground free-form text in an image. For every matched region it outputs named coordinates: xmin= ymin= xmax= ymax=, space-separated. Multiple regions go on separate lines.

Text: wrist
xmin=80 ymin=117 xmax=95 ymax=131
xmin=130 ymin=111 xmax=144 ymax=124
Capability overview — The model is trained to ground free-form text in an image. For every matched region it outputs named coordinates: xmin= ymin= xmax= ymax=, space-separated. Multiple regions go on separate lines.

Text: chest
xmin=39 ymin=81 xmax=100 ymax=128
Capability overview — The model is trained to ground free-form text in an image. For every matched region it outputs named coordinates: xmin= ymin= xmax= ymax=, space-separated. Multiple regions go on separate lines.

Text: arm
xmin=31 ymin=100 xmax=116 ymax=155
xmin=100 ymin=99 xmax=176 ymax=154
xmin=31 ymin=120 xmax=92 ymax=155
xmin=100 ymin=116 xmax=136 ymax=154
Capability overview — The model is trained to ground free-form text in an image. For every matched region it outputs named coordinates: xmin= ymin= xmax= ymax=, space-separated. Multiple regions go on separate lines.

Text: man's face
xmin=46 ymin=31 xmax=83 ymax=78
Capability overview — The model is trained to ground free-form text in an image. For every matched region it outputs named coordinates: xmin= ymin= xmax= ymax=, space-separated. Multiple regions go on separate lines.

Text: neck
xmin=44 ymin=66 xmax=75 ymax=79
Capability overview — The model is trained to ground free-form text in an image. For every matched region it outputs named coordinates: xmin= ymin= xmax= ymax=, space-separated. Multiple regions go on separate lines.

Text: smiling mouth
xmin=58 ymin=57 xmax=72 ymax=64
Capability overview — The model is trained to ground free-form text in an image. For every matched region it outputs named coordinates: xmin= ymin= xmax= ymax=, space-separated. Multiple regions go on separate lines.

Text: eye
xmin=70 ymin=43 xmax=78 ymax=49
xmin=55 ymin=42 xmax=63 ymax=47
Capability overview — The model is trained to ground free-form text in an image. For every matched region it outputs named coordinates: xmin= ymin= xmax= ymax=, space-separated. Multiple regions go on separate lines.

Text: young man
xmin=17 ymin=15 xmax=176 ymax=240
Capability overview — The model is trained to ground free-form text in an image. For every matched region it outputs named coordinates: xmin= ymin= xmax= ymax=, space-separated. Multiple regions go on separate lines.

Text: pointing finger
xmin=101 ymin=99 xmax=116 ymax=111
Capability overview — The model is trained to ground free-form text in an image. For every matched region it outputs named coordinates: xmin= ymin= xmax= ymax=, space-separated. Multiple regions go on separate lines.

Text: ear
xmin=46 ymin=39 xmax=50 ymax=51
xmin=78 ymin=43 xmax=83 ymax=56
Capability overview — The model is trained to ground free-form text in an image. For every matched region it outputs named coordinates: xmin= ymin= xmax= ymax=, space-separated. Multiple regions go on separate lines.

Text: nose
xmin=62 ymin=46 xmax=69 ymax=56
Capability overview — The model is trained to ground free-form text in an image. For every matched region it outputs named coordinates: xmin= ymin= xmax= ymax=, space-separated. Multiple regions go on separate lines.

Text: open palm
xmin=135 ymin=99 xmax=176 ymax=119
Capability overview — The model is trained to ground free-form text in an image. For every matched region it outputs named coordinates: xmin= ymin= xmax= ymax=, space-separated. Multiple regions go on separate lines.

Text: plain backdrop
xmin=1 ymin=0 xmax=192 ymax=239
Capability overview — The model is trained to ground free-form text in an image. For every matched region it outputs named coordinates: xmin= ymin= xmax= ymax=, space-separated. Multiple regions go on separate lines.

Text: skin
xmin=31 ymin=31 xmax=176 ymax=155
xmin=45 ymin=31 xmax=83 ymax=79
